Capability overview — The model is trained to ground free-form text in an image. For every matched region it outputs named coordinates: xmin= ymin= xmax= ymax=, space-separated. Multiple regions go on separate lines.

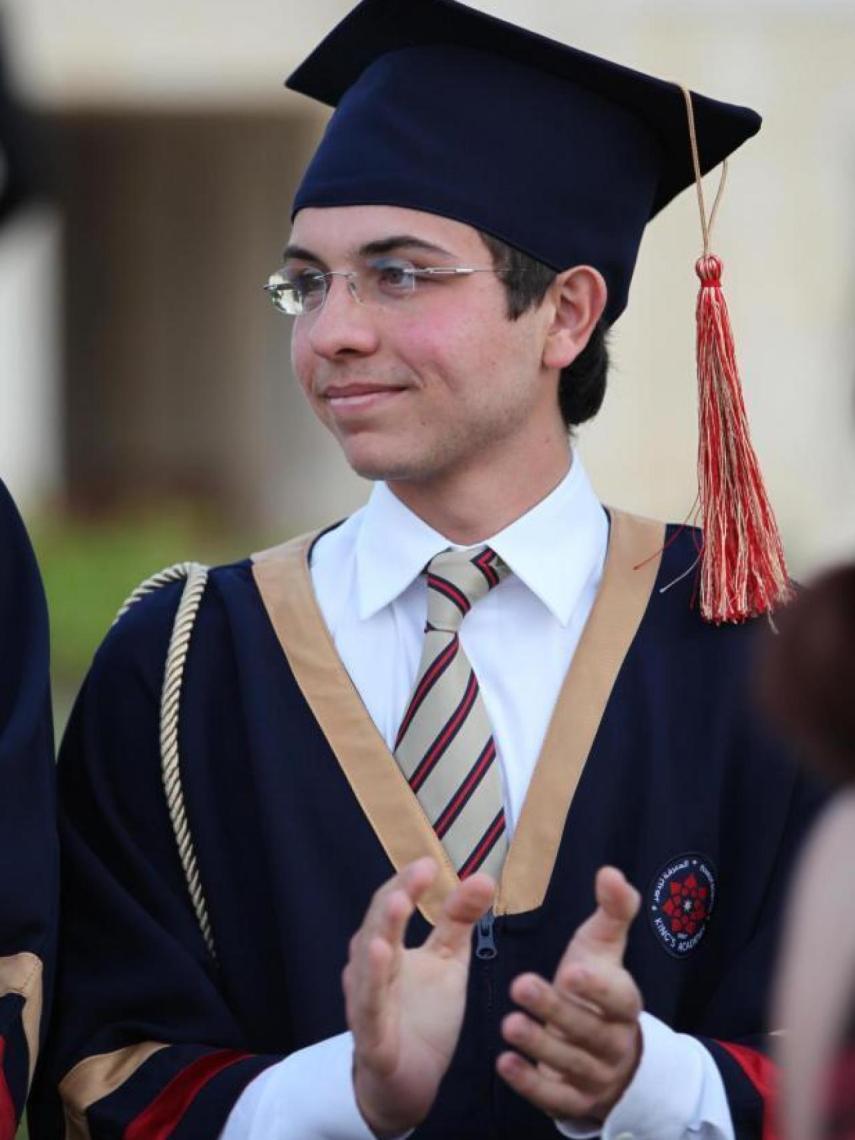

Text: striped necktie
xmin=395 ymin=546 xmax=509 ymax=880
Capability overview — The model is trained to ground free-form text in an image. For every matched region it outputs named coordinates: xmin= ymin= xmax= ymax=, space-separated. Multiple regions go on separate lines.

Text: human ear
xmin=541 ymin=266 xmax=608 ymax=370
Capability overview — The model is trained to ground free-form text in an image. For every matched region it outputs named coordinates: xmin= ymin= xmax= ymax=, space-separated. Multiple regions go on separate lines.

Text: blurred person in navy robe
xmin=0 ymin=29 xmax=58 ymax=1140
xmin=0 ymin=481 xmax=56 ymax=1140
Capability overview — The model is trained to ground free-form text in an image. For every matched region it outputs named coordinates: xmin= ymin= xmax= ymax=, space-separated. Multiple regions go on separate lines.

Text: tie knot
xmin=425 ymin=546 xmax=508 ymax=632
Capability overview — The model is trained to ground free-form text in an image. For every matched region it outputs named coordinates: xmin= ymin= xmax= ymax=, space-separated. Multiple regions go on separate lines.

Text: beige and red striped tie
xmin=395 ymin=546 xmax=509 ymax=881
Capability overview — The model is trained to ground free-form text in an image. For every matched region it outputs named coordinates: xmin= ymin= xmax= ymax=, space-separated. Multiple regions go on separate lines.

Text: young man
xmin=32 ymin=2 xmax=821 ymax=1138
xmin=0 ymin=481 xmax=56 ymax=1140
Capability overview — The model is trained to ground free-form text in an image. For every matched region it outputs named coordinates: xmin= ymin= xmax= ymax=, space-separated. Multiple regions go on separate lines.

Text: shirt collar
xmin=354 ymin=453 xmax=608 ymax=626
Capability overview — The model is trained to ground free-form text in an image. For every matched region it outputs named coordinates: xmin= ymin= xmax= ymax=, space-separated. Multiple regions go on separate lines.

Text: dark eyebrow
xmin=281 ymin=244 xmax=330 ymax=270
xmin=358 ymin=235 xmax=456 ymax=259
xmin=281 ymin=234 xmax=456 ymax=267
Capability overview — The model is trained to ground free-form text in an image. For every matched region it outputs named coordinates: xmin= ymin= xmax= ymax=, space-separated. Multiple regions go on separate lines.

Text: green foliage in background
xmin=31 ymin=504 xmax=264 ymax=703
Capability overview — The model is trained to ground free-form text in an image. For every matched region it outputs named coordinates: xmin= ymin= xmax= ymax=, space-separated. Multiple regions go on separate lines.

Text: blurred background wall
xmin=0 ymin=0 xmax=854 ymax=701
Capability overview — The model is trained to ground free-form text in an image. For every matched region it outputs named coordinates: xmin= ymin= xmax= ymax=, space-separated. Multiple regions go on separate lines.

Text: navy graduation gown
xmin=0 ymin=481 xmax=56 ymax=1138
xmin=31 ymin=510 xmax=822 ymax=1138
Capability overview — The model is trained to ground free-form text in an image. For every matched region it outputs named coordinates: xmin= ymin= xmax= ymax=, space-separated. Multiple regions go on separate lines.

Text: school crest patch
xmin=648 ymin=853 xmax=716 ymax=957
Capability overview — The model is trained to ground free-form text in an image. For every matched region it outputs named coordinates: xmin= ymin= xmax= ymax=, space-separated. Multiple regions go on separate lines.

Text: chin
xmin=347 ymin=456 xmax=422 ymax=482
xmin=342 ymin=441 xmax=432 ymax=483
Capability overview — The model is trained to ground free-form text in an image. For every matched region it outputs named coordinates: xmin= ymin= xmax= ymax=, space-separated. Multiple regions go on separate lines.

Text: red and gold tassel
xmin=682 ymin=88 xmax=792 ymax=623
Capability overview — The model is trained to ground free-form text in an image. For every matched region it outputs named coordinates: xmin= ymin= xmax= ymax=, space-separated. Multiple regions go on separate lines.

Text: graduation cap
xmin=286 ymin=0 xmax=791 ymax=624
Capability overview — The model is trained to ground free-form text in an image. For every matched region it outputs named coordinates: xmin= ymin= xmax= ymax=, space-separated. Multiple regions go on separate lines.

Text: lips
xmin=318 ymin=381 xmax=411 ymax=418
xmin=327 ymin=390 xmax=405 ymax=412
xmin=321 ymin=383 xmax=407 ymax=399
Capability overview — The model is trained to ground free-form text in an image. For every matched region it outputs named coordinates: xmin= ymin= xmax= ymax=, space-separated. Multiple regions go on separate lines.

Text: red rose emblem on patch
xmin=661 ymin=872 xmax=709 ymax=936
xmin=649 ymin=854 xmax=716 ymax=957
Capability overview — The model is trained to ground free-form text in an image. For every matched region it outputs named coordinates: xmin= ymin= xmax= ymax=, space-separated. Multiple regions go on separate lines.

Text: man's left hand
xmin=496 ymin=865 xmax=643 ymax=1123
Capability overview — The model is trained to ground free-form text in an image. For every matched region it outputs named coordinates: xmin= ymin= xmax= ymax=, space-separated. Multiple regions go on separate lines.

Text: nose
xmin=305 ymin=273 xmax=380 ymax=360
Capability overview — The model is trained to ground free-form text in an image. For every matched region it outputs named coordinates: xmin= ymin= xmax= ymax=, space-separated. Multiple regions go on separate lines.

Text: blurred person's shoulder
xmin=0 ymin=477 xmax=21 ymax=527
xmin=0 ymin=478 xmax=49 ymax=664
xmin=0 ymin=476 xmax=41 ymax=573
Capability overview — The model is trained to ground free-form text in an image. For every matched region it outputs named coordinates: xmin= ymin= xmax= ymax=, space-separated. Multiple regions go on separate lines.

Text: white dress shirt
xmin=222 ymin=455 xmax=735 ymax=1140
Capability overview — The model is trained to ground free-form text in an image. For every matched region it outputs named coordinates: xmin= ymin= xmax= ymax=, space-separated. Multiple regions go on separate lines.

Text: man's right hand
xmin=343 ymin=857 xmax=495 ymax=1138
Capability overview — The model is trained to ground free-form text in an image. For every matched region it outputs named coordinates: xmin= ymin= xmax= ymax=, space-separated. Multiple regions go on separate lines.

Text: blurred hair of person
xmin=763 ymin=565 xmax=855 ymax=1140
xmin=0 ymin=19 xmax=39 ymax=226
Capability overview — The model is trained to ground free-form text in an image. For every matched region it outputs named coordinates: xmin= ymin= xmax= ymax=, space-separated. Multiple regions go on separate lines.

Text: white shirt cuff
xmin=220 ymin=1031 xmax=410 ymax=1140
xmin=554 ymin=1012 xmax=735 ymax=1140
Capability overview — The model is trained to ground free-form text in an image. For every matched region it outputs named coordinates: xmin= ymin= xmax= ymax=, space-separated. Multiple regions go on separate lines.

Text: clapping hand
xmin=344 ymin=857 xmax=495 ymax=1138
xmin=497 ymin=866 xmax=643 ymax=1123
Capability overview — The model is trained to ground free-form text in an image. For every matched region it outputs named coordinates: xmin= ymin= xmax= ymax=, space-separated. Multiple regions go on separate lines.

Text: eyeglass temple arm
xmin=415 ymin=267 xmax=496 ymax=277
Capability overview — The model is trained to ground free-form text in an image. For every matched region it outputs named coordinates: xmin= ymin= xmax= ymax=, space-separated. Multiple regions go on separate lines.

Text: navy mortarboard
xmin=288 ymin=0 xmax=760 ymax=327
xmin=288 ymin=0 xmax=790 ymax=624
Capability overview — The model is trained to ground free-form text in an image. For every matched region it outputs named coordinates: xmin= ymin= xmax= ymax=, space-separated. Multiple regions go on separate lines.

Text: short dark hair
xmin=477 ymin=231 xmax=609 ymax=430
